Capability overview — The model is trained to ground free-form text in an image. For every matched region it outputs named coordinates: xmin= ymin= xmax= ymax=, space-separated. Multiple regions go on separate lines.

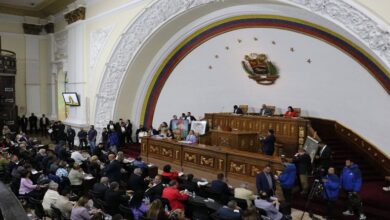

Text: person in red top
xmin=162 ymin=180 xmax=189 ymax=211
xmin=284 ymin=106 xmax=297 ymax=117
xmin=161 ymin=164 xmax=178 ymax=181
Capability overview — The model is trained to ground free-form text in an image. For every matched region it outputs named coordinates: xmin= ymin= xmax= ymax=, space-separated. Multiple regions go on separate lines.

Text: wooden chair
xmin=239 ymin=105 xmax=248 ymax=114
xmin=293 ymin=108 xmax=301 ymax=117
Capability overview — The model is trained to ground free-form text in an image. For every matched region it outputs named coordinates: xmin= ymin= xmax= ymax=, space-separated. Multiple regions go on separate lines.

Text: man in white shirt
xmin=71 ymin=150 xmax=87 ymax=164
xmin=54 ymin=188 xmax=74 ymax=219
xmin=42 ymin=181 xmax=61 ymax=216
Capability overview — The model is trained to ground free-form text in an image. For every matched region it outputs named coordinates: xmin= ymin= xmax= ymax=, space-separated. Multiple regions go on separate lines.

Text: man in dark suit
xmin=28 ymin=113 xmax=38 ymax=133
xmin=181 ymin=173 xmax=199 ymax=194
xmin=315 ymin=141 xmax=332 ymax=175
xmin=66 ymin=126 xmax=76 ymax=150
xmin=145 ymin=175 xmax=164 ymax=202
xmin=233 ymin=105 xmax=243 ymax=114
xmin=105 ymin=153 xmax=122 ymax=183
xmin=93 ymin=176 xmax=109 ymax=199
xmin=39 ymin=114 xmax=50 ymax=136
xmin=260 ymin=129 xmax=276 ymax=156
xmin=127 ymin=168 xmax=148 ymax=192
xmin=259 ymin=104 xmax=273 ymax=116
xmin=293 ymin=148 xmax=312 ymax=195
xmin=125 ymin=119 xmax=133 ymax=143
xmin=214 ymin=200 xmax=242 ymax=220
xmin=210 ymin=173 xmax=232 ymax=204
xmin=256 ymin=165 xmax=276 ymax=196
xmin=104 ymin=182 xmax=129 ymax=215
xmin=20 ymin=115 xmax=28 ymax=133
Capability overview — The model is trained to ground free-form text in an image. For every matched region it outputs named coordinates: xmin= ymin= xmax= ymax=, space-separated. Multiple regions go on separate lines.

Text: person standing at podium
xmin=260 ymin=129 xmax=276 ymax=156
xmin=233 ymin=105 xmax=243 ymax=114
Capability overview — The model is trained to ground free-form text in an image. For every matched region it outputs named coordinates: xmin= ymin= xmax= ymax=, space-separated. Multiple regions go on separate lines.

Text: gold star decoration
xmin=272 ymin=41 xmax=276 ymax=45
xmin=254 ymin=37 xmax=258 ymax=41
xmin=307 ymin=59 xmax=311 ymax=64
xmin=237 ymin=39 xmax=242 ymax=43
xmin=225 ymin=46 xmax=230 ymax=50
xmin=208 ymin=65 xmax=213 ymax=69
xmin=215 ymin=55 xmax=219 ymax=59
xmin=290 ymin=47 xmax=294 ymax=52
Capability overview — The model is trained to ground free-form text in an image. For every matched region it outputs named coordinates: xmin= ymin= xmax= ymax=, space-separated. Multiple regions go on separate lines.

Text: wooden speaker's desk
xmin=140 ymin=137 xmax=283 ymax=183
xmin=210 ymin=129 xmax=259 ymax=152
xmin=205 ymin=113 xmax=309 ymax=156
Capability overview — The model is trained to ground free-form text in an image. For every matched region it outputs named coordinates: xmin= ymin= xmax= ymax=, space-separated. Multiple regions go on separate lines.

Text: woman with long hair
xmin=129 ymin=191 xmax=149 ymax=220
xmin=146 ymin=199 xmax=169 ymax=220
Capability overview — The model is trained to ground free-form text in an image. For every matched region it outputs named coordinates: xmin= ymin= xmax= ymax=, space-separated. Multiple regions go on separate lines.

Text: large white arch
xmin=93 ymin=0 xmax=390 ymax=131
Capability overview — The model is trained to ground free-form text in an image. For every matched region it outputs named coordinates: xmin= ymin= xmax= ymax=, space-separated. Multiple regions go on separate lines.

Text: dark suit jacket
xmin=234 ymin=108 xmax=243 ymax=114
xmin=145 ymin=183 xmax=164 ymax=201
xmin=215 ymin=207 xmax=241 ymax=220
xmin=93 ymin=183 xmax=108 ymax=199
xmin=181 ymin=180 xmax=199 ymax=194
xmin=293 ymin=153 xmax=312 ymax=175
xmin=256 ymin=172 xmax=276 ymax=196
xmin=105 ymin=160 xmax=122 ymax=182
xmin=210 ymin=180 xmax=230 ymax=195
xmin=261 ymin=134 xmax=276 ymax=155
xmin=127 ymin=173 xmax=148 ymax=192
xmin=316 ymin=146 xmax=331 ymax=170
xmin=260 ymin=108 xmax=273 ymax=116
xmin=39 ymin=117 xmax=50 ymax=128
xmin=104 ymin=189 xmax=128 ymax=214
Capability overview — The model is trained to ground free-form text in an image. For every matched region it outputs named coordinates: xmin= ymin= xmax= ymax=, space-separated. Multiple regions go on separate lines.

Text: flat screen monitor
xmin=62 ymin=92 xmax=80 ymax=106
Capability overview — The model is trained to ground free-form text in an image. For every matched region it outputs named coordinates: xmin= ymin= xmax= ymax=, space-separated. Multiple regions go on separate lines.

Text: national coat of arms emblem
xmin=241 ymin=53 xmax=279 ymax=85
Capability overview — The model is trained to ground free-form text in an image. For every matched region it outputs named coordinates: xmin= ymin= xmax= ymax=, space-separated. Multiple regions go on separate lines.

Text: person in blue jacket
xmin=340 ymin=159 xmax=366 ymax=220
xmin=322 ymin=167 xmax=340 ymax=220
xmin=277 ymin=157 xmax=296 ymax=216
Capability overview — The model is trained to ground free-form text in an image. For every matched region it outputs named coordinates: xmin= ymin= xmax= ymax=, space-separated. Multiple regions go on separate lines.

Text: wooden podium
xmin=210 ymin=129 xmax=259 ymax=152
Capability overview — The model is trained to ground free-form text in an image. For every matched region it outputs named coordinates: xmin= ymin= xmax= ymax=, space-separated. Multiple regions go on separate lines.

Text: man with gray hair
xmin=234 ymin=183 xmax=255 ymax=206
xmin=42 ymin=181 xmax=60 ymax=215
xmin=214 ymin=200 xmax=242 ymax=220
xmin=127 ymin=167 xmax=148 ymax=192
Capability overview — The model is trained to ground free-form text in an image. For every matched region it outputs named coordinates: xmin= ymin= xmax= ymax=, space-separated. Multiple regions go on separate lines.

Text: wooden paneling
xmin=210 ymin=130 xmax=258 ymax=152
xmin=141 ymin=137 xmax=284 ymax=182
xmin=205 ymin=113 xmax=309 ymax=156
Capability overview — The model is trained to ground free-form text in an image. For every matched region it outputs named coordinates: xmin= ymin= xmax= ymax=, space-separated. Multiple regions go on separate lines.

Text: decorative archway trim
xmin=141 ymin=15 xmax=390 ymax=126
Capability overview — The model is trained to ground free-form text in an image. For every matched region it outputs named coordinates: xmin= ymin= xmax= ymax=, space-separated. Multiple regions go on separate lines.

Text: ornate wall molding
xmin=54 ymin=31 xmax=68 ymax=61
xmin=89 ymin=25 xmax=114 ymax=71
xmin=94 ymin=0 xmax=390 ymax=130
xmin=284 ymin=0 xmax=390 ymax=65
xmin=94 ymin=0 xmax=221 ymax=129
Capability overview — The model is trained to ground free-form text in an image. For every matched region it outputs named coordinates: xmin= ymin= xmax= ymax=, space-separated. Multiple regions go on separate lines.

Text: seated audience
xmin=146 ymin=175 xmax=164 ymax=202
xmin=181 ymin=174 xmax=198 ymax=194
xmin=214 ymin=200 xmax=242 ymax=220
xmin=54 ymin=188 xmax=73 ymax=219
xmin=93 ymin=176 xmax=110 ymax=199
xmin=71 ymin=196 xmax=99 ymax=220
xmin=129 ymin=191 xmax=149 ymax=220
xmin=88 ymin=155 xmax=102 ymax=180
xmin=166 ymin=129 xmax=175 ymax=139
xmin=259 ymin=104 xmax=273 ymax=116
xmin=55 ymin=160 xmax=69 ymax=180
xmin=284 ymin=106 xmax=297 ymax=117
xmin=104 ymin=181 xmax=129 ymax=215
xmin=0 ymin=152 xmax=9 ymax=174
xmin=185 ymin=130 xmax=197 ymax=144
xmin=19 ymin=170 xmax=46 ymax=198
xmin=242 ymin=205 xmax=259 ymax=220
xmin=162 ymin=180 xmax=189 ymax=211
xmin=42 ymin=181 xmax=61 ymax=215
xmin=260 ymin=129 xmax=276 ymax=156
xmin=254 ymin=192 xmax=283 ymax=220
xmin=256 ymin=165 xmax=276 ymax=196
xmin=161 ymin=164 xmax=178 ymax=182
xmin=128 ymin=168 xmax=148 ymax=192
xmin=68 ymin=163 xmax=85 ymax=187
xmin=146 ymin=199 xmax=169 ymax=220
xmin=234 ymin=183 xmax=255 ymax=206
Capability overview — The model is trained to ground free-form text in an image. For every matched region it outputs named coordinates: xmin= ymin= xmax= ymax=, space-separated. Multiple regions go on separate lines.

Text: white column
xmin=25 ymin=35 xmax=41 ymax=116
xmin=63 ymin=21 xmax=88 ymax=128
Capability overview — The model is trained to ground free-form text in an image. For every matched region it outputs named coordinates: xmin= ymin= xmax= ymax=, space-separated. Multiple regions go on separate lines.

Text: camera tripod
xmin=299 ymin=179 xmax=326 ymax=220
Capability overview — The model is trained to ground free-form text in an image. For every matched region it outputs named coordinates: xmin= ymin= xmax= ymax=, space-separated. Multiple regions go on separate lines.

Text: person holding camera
xmin=322 ymin=167 xmax=340 ymax=220
xmin=293 ymin=148 xmax=312 ymax=195
xmin=340 ymin=159 xmax=366 ymax=220
xmin=276 ymin=157 xmax=296 ymax=216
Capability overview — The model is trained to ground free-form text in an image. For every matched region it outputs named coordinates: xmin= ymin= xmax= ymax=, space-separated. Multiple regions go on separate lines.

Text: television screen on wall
xmin=62 ymin=92 xmax=80 ymax=106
